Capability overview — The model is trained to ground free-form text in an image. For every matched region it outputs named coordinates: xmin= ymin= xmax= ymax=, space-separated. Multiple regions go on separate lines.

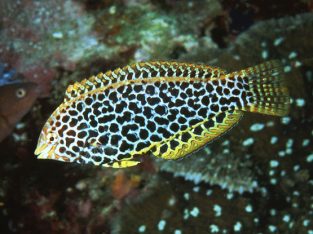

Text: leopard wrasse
xmin=35 ymin=61 xmax=290 ymax=168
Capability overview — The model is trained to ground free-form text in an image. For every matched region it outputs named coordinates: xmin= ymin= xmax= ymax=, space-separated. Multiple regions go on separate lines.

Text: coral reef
xmin=91 ymin=0 xmax=222 ymax=61
xmin=112 ymin=176 xmax=258 ymax=233
xmin=158 ymin=148 xmax=257 ymax=193
xmin=113 ymin=12 xmax=313 ymax=233
xmin=112 ymin=79 xmax=313 ymax=232
xmin=0 ymin=0 xmax=106 ymax=97
xmin=0 ymin=158 xmax=142 ymax=233
xmin=182 ymin=12 xmax=313 ymax=70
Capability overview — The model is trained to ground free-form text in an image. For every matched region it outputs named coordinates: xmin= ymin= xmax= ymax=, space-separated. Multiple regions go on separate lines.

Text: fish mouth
xmin=35 ymin=142 xmax=70 ymax=162
xmin=34 ymin=133 xmax=70 ymax=162
xmin=34 ymin=134 xmax=55 ymax=159
xmin=35 ymin=143 xmax=55 ymax=159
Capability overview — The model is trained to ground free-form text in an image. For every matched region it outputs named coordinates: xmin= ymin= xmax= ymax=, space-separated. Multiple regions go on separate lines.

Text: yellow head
xmin=34 ymin=105 xmax=70 ymax=162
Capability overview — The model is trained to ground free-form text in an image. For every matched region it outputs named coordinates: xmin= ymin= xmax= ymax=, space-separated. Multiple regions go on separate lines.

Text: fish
xmin=0 ymin=82 xmax=39 ymax=141
xmin=34 ymin=61 xmax=290 ymax=168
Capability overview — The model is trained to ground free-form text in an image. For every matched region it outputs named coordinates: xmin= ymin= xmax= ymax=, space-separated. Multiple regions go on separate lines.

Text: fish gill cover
xmin=0 ymin=0 xmax=312 ymax=234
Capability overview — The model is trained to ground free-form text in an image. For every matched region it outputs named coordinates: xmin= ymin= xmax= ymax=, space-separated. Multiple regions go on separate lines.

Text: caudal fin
xmin=239 ymin=60 xmax=290 ymax=116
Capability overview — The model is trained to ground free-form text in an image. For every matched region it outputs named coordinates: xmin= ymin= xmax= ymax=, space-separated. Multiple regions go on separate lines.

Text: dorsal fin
xmin=150 ymin=110 xmax=243 ymax=160
xmin=64 ymin=61 xmax=225 ymax=102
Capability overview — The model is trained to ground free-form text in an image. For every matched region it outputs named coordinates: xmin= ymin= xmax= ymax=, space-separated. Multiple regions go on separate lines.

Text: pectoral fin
xmin=103 ymin=160 xmax=141 ymax=168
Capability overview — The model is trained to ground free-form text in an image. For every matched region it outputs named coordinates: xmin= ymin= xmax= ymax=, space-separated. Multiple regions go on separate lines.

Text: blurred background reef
xmin=0 ymin=0 xmax=313 ymax=233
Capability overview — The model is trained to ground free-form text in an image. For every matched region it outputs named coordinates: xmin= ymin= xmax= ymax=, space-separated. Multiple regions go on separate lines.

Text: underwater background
xmin=0 ymin=0 xmax=313 ymax=233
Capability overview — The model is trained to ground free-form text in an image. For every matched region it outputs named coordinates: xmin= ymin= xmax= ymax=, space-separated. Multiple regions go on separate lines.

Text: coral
xmin=0 ymin=0 xmax=107 ymax=97
xmin=157 ymin=147 xmax=257 ymax=193
xmin=0 ymin=148 xmax=152 ymax=233
xmin=143 ymin=12 xmax=313 ymax=233
xmin=158 ymin=13 xmax=313 ymax=196
xmin=91 ymin=0 xmax=222 ymax=61
xmin=109 ymin=176 xmax=277 ymax=234
xmin=182 ymin=12 xmax=313 ymax=70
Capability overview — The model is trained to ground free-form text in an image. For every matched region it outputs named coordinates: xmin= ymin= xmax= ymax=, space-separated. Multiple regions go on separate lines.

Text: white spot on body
xmin=278 ymin=150 xmax=286 ymax=157
xmin=303 ymin=219 xmax=310 ymax=227
xmin=262 ymin=50 xmax=269 ymax=59
xmin=168 ymin=197 xmax=176 ymax=206
xmin=242 ymin=138 xmax=254 ymax=146
xmin=174 ymin=230 xmax=182 ymax=234
xmin=293 ymin=165 xmax=300 ymax=172
xmin=226 ymin=193 xmax=234 ymax=200
xmin=296 ymin=98 xmax=305 ymax=107
xmin=307 ymin=154 xmax=313 ymax=163
xmin=158 ymin=220 xmax=166 ymax=231
xmin=302 ymin=139 xmax=310 ymax=147
xmin=284 ymin=66 xmax=292 ymax=73
xmin=292 ymin=202 xmax=299 ymax=208
xmin=294 ymin=61 xmax=302 ymax=67
xmin=268 ymin=225 xmax=277 ymax=232
xmin=213 ymin=204 xmax=222 ymax=217
xmin=282 ymin=214 xmax=290 ymax=222
xmin=206 ymin=189 xmax=213 ymax=196
xmin=190 ymin=207 xmax=200 ymax=217
xmin=193 ymin=186 xmax=200 ymax=192
xmin=288 ymin=51 xmax=297 ymax=59
xmin=281 ymin=116 xmax=291 ymax=125
xmin=286 ymin=139 xmax=294 ymax=154
xmin=209 ymin=224 xmax=219 ymax=233
xmin=245 ymin=204 xmax=253 ymax=213
xmin=250 ymin=123 xmax=265 ymax=132
xmin=138 ymin=225 xmax=146 ymax=233
xmin=270 ymin=209 xmax=277 ymax=216
xmin=233 ymin=222 xmax=242 ymax=232
xmin=270 ymin=160 xmax=279 ymax=168
xmin=183 ymin=193 xmax=190 ymax=200
xmin=270 ymin=136 xmax=278 ymax=144
xmin=183 ymin=209 xmax=189 ymax=220
xmin=280 ymin=170 xmax=286 ymax=176
xmin=273 ymin=37 xmax=284 ymax=46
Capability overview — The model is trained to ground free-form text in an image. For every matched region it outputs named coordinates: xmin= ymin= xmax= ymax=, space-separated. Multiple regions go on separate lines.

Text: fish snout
xmin=34 ymin=132 xmax=54 ymax=159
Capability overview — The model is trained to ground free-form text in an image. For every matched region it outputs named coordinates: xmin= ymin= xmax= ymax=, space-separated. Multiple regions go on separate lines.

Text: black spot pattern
xmin=55 ymin=64 xmax=251 ymax=166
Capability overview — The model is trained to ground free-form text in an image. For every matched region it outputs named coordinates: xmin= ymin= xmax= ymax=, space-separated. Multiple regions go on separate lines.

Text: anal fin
xmin=151 ymin=110 xmax=243 ymax=160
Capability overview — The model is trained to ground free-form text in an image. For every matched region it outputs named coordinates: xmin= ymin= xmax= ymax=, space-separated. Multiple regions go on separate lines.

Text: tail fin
xmin=236 ymin=60 xmax=290 ymax=116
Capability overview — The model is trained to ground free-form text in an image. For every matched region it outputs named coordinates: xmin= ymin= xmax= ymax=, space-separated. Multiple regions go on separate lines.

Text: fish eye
xmin=47 ymin=132 xmax=58 ymax=144
xmin=16 ymin=88 xmax=26 ymax=98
